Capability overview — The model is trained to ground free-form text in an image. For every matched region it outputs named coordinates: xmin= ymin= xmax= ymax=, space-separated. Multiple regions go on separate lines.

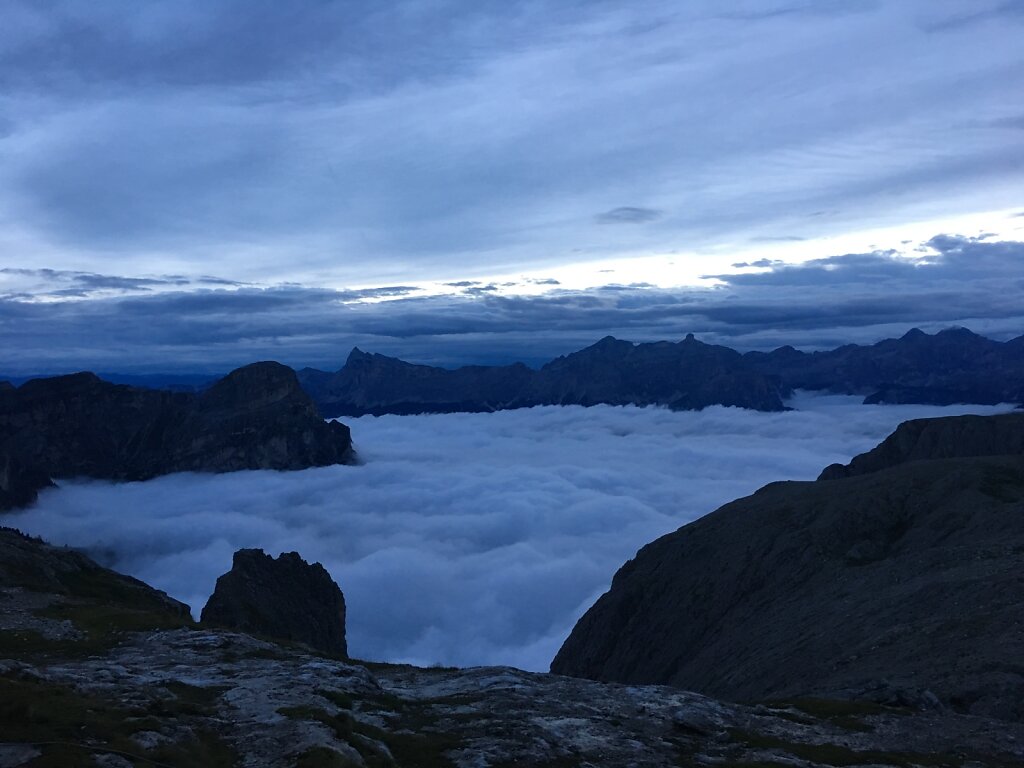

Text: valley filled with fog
xmin=2 ymin=394 xmax=1013 ymax=672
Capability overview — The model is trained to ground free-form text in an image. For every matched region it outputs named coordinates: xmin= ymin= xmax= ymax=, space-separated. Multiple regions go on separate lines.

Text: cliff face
xmin=299 ymin=335 xmax=787 ymax=417
xmin=0 ymin=362 xmax=354 ymax=511
xmin=551 ymin=414 xmax=1024 ymax=721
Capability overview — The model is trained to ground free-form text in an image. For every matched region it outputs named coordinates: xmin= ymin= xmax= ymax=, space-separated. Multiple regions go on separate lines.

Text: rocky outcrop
xmin=2 ymin=530 xmax=1022 ymax=767
xmin=819 ymin=411 xmax=1024 ymax=479
xmin=201 ymin=549 xmax=347 ymax=656
xmin=0 ymin=526 xmax=190 ymax=624
xmin=299 ymin=334 xmax=787 ymax=416
xmin=745 ymin=326 xmax=1024 ymax=405
xmin=0 ymin=362 xmax=354 ymax=511
xmin=552 ymin=418 xmax=1024 ymax=721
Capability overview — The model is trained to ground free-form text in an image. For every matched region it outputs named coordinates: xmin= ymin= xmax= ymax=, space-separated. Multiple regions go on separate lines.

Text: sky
xmin=1 ymin=0 xmax=1023 ymax=372
xmin=2 ymin=395 xmax=1014 ymax=670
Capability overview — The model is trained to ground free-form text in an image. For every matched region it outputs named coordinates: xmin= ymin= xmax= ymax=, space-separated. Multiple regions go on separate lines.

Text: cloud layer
xmin=2 ymin=395 xmax=1013 ymax=670
xmin=3 ymin=233 xmax=1023 ymax=374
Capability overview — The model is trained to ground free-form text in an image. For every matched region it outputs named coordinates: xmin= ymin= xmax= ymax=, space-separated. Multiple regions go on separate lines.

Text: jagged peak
xmin=346 ymin=347 xmax=371 ymax=364
xmin=900 ymin=327 xmax=927 ymax=341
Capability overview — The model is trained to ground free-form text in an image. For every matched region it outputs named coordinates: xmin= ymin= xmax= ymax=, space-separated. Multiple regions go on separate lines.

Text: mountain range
xmin=298 ymin=327 xmax=1024 ymax=417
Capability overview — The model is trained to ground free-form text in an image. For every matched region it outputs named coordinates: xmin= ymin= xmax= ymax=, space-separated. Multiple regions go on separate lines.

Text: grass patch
xmin=0 ymin=675 xmax=239 ymax=767
xmin=317 ymin=688 xmax=355 ymax=710
xmin=277 ymin=703 xmax=462 ymax=768
xmin=296 ymin=746 xmax=361 ymax=768
xmin=762 ymin=697 xmax=907 ymax=732
xmin=728 ymin=728 xmax=966 ymax=767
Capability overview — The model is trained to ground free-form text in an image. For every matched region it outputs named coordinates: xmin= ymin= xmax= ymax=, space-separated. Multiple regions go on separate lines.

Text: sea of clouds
xmin=2 ymin=394 xmax=1014 ymax=671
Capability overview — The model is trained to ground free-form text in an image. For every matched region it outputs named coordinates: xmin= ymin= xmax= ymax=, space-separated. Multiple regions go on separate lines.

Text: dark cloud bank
xmin=2 ymin=234 xmax=1023 ymax=375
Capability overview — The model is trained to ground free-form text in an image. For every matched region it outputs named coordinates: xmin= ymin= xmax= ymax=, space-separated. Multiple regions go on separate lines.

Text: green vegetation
xmin=316 ymin=688 xmax=355 ymax=710
xmin=276 ymin=702 xmax=462 ymax=768
xmin=296 ymin=746 xmax=361 ymax=768
xmin=728 ymin=728 xmax=966 ymax=767
xmin=0 ymin=675 xmax=238 ymax=767
xmin=761 ymin=697 xmax=908 ymax=732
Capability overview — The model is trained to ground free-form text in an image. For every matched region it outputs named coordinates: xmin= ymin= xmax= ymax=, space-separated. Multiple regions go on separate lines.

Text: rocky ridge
xmin=552 ymin=414 xmax=1024 ymax=722
xmin=299 ymin=334 xmax=787 ymax=417
xmin=298 ymin=326 xmax=1024 ymax=418
xmin=0 ymin=362 xmax=354 ymax=511
xmin=202 ymin=549 xmax=348 ymax=657
xmin=2 ymin=527 xmax=1022 ymax=767
xmin=744 ymin=326 xmax=1024 ymax=405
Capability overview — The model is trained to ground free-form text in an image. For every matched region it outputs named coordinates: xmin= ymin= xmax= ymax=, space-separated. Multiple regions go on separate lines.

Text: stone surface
xmin=552 ymin=420 xmax=1024 ymax=722
xmin=0 ymin=361 xmax=354 ymax=511
xmin=201 ymin=549 xmax=347 ymax=657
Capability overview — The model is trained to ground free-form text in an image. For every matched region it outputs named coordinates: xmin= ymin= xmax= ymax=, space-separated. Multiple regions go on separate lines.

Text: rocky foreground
xmin=2 ymin=527 xmax=1022 ymax=768
xmin=0 ymin=362 xmax=354 ymax=511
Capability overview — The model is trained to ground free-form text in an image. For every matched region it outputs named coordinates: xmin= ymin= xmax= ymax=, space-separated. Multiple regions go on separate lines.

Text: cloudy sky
xmin=1 ymin=0 xmax=1023 ymax=372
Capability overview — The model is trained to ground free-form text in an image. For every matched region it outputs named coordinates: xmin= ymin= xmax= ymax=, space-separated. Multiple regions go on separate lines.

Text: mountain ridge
xmin=297 ymin=326 xmax=1024 ymax=417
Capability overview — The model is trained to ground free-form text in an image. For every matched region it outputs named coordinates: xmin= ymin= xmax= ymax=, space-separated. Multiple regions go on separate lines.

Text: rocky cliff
xmin=299 ymin=335 xmax=787 ymax=417
xmin=0 ymin=362 xmax=354 ymax=511
xmin=819 ymin=411 xmax=1024 ymax=479
xmin=201 ymin=548 xmax=347 ymax=656
xmin=2 ymin=527 xmax=1021 ymax=767
xmin=551 ymin=413 xmax=1024 ymax=721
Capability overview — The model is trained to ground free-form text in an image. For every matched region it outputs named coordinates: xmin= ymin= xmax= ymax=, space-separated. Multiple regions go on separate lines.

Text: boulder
xmin=201 ymin=549 xmax=347 ymax=656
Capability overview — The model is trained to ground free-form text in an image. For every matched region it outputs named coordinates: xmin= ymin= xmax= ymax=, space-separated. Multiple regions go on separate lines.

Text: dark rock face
xmin=819 ymin=411 xmax=1024 ymax=480
xmin=201 ymin=548 xmax=347 ymax=656
xmin=299 ymin=335 xmax=787 ymax=417
xmin=0 ymin=362 xmax=354 ymax=511
xmin=552 ymin=417 xmax=1024 ymax=721
xmin=745 ymin=326 xmax=1024 ymax=405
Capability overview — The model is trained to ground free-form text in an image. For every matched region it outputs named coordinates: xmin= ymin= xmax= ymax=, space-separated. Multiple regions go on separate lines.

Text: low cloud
xmin=3 ymin=396 xmax=1013 ymax=670
xmin=595 ymin=207 xmax=663 ymax=225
